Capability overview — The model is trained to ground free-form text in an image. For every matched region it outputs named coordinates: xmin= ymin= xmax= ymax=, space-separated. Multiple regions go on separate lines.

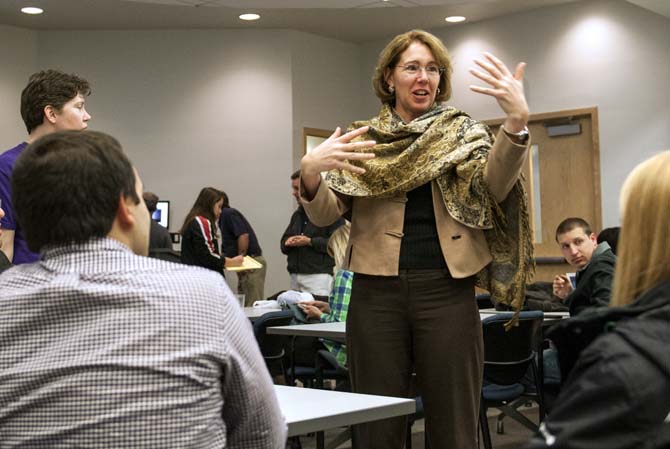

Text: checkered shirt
xmin=319 ymin=269 xmax=352 ymax=367
xmin=0 ymin=238 xmax=286 ymax=448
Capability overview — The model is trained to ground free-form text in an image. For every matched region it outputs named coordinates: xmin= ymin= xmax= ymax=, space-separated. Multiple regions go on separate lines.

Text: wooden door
xmin=486 ymin=107 xmax=601 ymax=282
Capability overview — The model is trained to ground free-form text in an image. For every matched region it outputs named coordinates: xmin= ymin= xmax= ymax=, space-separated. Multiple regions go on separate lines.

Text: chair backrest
xmin=476 ymin=293 xmax=494 ymax=310
xmin=252 ymin=310 xmax=294 ymax=359
xmin=482 ymin=311 xmax=544 ymax=385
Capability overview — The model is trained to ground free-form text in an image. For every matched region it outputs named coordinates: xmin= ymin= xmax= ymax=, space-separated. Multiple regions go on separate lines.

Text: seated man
xmin=552 ymin=217 xmax=616 ymax=316
xmin=0 ymin=131 xmax=286 ymax=448
xmin=143 ymin=191 xmax=173 ymax=252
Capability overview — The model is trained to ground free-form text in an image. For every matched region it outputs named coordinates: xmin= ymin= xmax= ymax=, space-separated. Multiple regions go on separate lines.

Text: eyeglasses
xmin=396 ymin=63 xmax=444 ymax=77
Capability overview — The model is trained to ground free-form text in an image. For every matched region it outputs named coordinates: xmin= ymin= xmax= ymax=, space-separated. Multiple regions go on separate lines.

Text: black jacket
xmin=0 ymin=251 xmax=11 ymax=273
xmin=280 ymin=207 xmax=343 ymax=275
xmin=149 ymin=220 xmax=172 ymax=251
xmin=526 ymin=281 xmax=670 ymax=449
xmin=565 ymin=242 xmax=616 ymax=316
xmin=180 ymin=216 xmax=224 ymax=276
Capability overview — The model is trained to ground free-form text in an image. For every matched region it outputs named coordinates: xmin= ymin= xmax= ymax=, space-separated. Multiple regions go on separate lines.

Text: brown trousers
xmin=347 ymin=269 xmax=483 ymax=449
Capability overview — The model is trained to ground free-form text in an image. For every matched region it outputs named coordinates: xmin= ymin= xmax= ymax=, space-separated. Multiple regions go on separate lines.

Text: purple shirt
xmin=0 ymin=142 xmax=39 ymax=264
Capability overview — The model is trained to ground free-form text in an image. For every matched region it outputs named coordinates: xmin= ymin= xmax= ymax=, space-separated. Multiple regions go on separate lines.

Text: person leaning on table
xmin=299 ymin=29 xmax=533 ymax=449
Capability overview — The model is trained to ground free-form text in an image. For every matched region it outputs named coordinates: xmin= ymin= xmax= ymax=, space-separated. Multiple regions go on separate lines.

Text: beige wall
xmin=1 ymin=0 xmax=669 ymax=291
xmin=360 ymin=0 xmax=670 ymax=227
xmin=0 ymin=26 xmax=38 ymax=145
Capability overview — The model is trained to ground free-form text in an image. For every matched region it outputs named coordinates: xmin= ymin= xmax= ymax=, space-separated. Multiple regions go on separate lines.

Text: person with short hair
xmin=219 ymin=192 xmax=266 ymax=305
xmin=527 ymin=151 xmax=670 ymax=449
xmin=281 ymin=169 xmax=344 ymax=296
xmin=552 ymin=217 xmax=616 ymax=315
xmin=0 ymin=69 xmax=92 ymax=264
xmin=0 ymin=131 xmax=286 ymax=448
xmin=597 ymin=226 xmax=620 ymax=255
xmin=143 ymin=191 xmax=173 ymax=251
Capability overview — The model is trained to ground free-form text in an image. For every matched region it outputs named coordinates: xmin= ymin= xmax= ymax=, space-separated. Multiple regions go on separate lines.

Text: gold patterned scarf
xmin=325 ymin=103 xmax=534 ymax=318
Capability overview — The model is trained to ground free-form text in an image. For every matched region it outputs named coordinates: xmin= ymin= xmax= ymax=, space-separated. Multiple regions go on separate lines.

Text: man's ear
xmin=589 ymin=233 xmax=598 ymax=245
xmin=115 ymin=194 xmax=136 ymax=229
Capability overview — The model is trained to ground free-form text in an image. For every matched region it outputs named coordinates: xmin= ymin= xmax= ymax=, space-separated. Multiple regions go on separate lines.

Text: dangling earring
xmin=389 ymin=85 xmax=395 ymax=94
xmin=437 ymin=87 xmax=441 ymax=95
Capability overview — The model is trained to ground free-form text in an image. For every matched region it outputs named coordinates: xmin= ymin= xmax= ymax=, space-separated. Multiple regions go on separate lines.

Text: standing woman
xmin=299 ymin=30 xmax=533 ymax=449
xmin=180 ymin=187 xmax=242 ymax=275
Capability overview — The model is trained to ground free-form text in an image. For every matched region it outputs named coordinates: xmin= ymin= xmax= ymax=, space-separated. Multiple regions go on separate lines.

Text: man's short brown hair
xmin=555 ymin=217 xmax=592 ymax=242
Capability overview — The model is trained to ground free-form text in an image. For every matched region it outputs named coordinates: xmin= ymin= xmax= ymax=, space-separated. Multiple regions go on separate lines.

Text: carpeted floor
xmin=295 ymin=407 xmax=539 ymax=449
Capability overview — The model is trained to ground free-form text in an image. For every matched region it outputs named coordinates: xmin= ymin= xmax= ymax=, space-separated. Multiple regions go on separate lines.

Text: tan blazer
xmin=301 ymin=128 xmax=529 ymax=278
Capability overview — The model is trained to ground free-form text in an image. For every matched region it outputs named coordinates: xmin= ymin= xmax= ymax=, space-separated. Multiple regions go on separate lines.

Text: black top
xmin=180 ymin=216 xmax=224 ymax=276
xmin=149 ymin=220 xmax=172 ymax=251
xmin=280 ymin=207 xmax=343 ymax=275
xmin=565 ymin=242 xmax=616 ymax=316
xmin=0 ymin=250 xmax=11 ymax=273
xmin=398 ymin=182 xmax=447 ymax=270
xmin=219 ymin=208 xmax=262 ymax=257
xmin=529 ymin=281 xmax=670 ymax=449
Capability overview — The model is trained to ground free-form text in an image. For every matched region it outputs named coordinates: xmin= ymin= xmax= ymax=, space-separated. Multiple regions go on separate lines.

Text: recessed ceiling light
xmin=445 ymin=16 xmax=466 ymax=23
xmin=239 ymin=13 xmax=260 ymax=21
xmin=21 ymin=7 xmax=43 ymax=15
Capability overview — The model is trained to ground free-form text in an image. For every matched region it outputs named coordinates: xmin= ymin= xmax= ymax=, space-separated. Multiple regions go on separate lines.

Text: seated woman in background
xmin=527 ymin=151 xmax=670 ymax=449
xmin=180 ymin=187 xmax=242 ymax=276
xmin=299 ymin=221 xmax=352 ymax=368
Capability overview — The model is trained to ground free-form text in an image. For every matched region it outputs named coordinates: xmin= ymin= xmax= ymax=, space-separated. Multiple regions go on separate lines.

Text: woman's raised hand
xmin=469 ymin=52 xmax=529 ymax=133
xmin=301 ymin=126 xmax=376 ymax=178
xmin=300 ymin=126 xmax=376 ymax=197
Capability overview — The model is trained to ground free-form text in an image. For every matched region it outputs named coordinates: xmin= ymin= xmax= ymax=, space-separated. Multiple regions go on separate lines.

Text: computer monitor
xmin=151 ymin=200 xmax=170 ymax=229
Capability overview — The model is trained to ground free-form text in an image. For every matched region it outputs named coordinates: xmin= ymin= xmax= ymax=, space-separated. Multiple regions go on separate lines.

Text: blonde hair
xmin=327 ymin=221 xmax=351 ymax=272
xmin=611 ymin=151 xmax=670 ymax=306
xmin=372 ymin=29 xmax=452 ymax=105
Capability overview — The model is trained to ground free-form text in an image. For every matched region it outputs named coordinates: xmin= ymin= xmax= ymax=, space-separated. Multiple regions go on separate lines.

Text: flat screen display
xmin=152 ymin=200 xmax=169 ymax=229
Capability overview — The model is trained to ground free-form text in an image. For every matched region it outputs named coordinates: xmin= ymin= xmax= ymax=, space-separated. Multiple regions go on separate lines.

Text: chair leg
xmin=316 ymin=431 xmax=325 ymax=449
xmin=497 ymin=404 xmax=539 ymax=432
xmin=325 ymin=427 xmax=350 ymax=449
xmin=479 ymin=402 xmax=493 ymax=449
xmin=288 ymin=436 xmax=302 ymax=449
xmin=406 ymin=419 xmax=413 ymax=449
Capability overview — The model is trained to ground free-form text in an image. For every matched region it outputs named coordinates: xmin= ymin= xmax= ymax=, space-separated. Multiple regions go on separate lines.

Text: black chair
xmin=476 ymin=292 xmax=494 ymax=310
xmin=148 ymin=248 xmax=182 ymax=263
xmin=314 ymin=349 xmax=349 ymax=390
xmin=252 ymin=310 xmax=294 ymax=378
xmin=479 ymin=311 xmax=544 ymax=449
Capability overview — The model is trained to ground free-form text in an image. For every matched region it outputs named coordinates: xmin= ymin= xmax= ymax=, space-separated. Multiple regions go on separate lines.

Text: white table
xmin=267 ymin=311 xmax=568 ymax=344
xmin=267 ymin=313 xmax=528 ymax=341
xmin=268 ymin=321 xmax=346 ymax=341
xmin=244 ymin=306 xmax=282 ymax=321
xmin=479 ymin=308 xmax=570 ymax=320
xmin=275 ymin=385 xmax=415 ymax=437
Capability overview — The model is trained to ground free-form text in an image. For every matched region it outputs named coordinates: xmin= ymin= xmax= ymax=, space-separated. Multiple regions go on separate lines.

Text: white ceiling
xmin=0 ymin=0 xmax=667 ymax=43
